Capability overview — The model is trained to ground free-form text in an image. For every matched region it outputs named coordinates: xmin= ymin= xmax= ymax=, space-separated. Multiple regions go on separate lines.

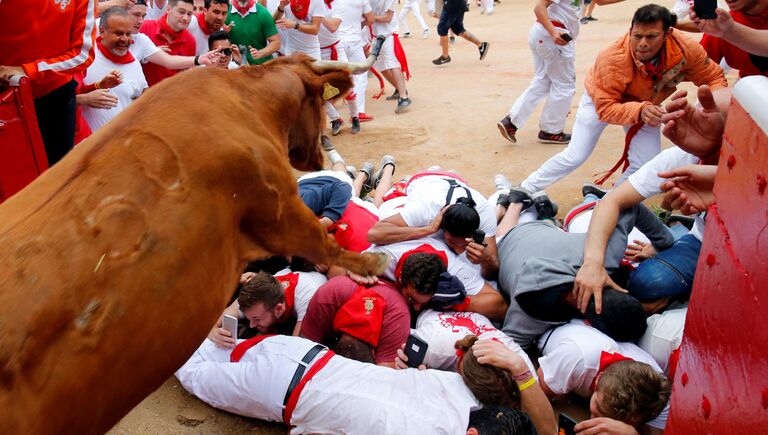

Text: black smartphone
xmin=693 ymin=0 xmax=717 ymax=19
xmin=561 ymin=33 xmax=573 ymax=42
xmin=473 ymin=229 xmax=486 ymax=245
xmin=558 ymin=414 xmax=577 ymax=435
xmin=404 ymin=334 xmax=428 ymax=368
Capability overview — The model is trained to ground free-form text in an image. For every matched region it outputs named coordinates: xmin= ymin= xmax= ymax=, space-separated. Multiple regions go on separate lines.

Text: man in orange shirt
xmin=0 ymin=0 xmax=98 ymax=166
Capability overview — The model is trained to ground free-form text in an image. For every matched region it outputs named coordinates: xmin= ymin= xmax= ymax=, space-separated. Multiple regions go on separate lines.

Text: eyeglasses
xmin=221 ymin=48 xmax=232 ymax=56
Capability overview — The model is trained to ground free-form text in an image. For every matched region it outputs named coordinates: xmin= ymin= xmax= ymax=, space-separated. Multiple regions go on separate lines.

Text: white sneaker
xmin=427 ymin=165 xmax=442 ymax=171
xmin=422 ymin=29 xmax=430 ymax=39
xmin=328 ymin=150 xmax=344 ymax=165
xmin=494 ymin=173 xmax=512 ymax=192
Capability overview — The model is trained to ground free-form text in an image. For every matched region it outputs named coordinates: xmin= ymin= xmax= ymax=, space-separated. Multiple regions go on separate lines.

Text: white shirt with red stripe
xmin=274 ymin=268 xmax=328 ymax=321
xmin=543 ymin=0 xmax=583 ymax=40
xmin=177 ymin=335 xmax=480 ymax=433
xmin=318 ymin=2 xmax=341 ymax=49
xmin=413 ymin=310 xmax=537 ymax=375
xmin=188 ymin=14 xmax=214 ymax=56
xmin=282 ymin=0 xmax=326 ymax=59
xmin=366 ymin=236 xmax=485 ymax=295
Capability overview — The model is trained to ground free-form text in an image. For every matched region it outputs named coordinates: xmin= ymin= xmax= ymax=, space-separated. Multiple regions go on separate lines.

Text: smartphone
xmin=693 ymin=0 xmax=717 ymax=19
xmin=558 ymin=414 xmax=577 ymax=435
xmin=473 ymin=229 xmax=486 ymax=245
xmin=222 ymin=314 xmax=238 ymax=340
xmin=404 ymin=334 xmax=428 ymax=368
xmin=561 ymin=33 xmax=573 ymax=42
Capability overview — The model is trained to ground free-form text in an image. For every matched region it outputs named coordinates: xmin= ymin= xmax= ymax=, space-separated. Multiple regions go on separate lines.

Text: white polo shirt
xmin=281 ymin=0 xmax=325 ymax=59
xmin=274 ymin=267 xmax=328 ymax=321
xmin=334 ymin=0 xmax=372 ymax=45
xmin=369 ymin=0 xmax=398 ymax=36
xmin=129 ymin=33 xmax=162 ymax=63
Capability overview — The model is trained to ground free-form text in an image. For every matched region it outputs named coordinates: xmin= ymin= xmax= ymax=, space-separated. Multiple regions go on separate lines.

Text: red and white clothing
xmin=506 ymin=0 xmax=580 ymax=135
xmin=370 ymin=0 xmax=403 ymax=72
xmin=320 ymin=3 xmax=360 ymax=120
xmin=188 ymin=13 xmax=218 ymax=56
xmin=177 ymin=335 xmax=480 ymax=433
xmin=398 ymin=0 xmax=428 ymax=35
xmin=638 ymin=304 xmax=687 ymax=375
xmin=81 ymin=43 xmax=147 ymax=132
xmin=282 ymin=0 xmax=326 ymax=59
xmin=139 ymin=16 xmax=197 ymax=86
xmin=537 ymin=320 xmax=668 ymax=429
xmin=130 ymin=33 xmax=163 ymax=63
xmin=701 ymin=9 xmax=768 ymax=77
xmin=414 ymin=310 xmax=537 ymax=374
xmin=366 ymin=236 xmax=486 ymax=295
xmin=334 ymin=0 xmax=373 ymax=113
xmin=274 ymin=268 xmax=328 ymax=321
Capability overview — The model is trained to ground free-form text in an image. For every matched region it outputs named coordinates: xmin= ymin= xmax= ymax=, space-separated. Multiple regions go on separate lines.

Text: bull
xmin=0 ymin=40 xmax=387 ymax=434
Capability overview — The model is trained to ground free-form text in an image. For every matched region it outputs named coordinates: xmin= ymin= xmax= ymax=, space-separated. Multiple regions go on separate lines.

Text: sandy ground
xmin=110 ymin=1 xmax=704 ymax=432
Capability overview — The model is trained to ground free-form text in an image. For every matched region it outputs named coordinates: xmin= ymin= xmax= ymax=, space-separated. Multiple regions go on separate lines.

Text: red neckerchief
xmin=96 ymin=36 xmax=135 ymax=64
xmin=230 ymin=334 xmax=277 ymax=362
xmin=291 ymin=0 xmax=311 ymax=20
xmin=324 ymin=0 xmax=332 ymax=8
xmin=275 ymin=272 xmax=299 ymax=323
xmin=195 ymin=12 xmax=213 ymax=35
xmin=394 ymin=244 xmax=449 ymax=282
xmin=591 ymin=351 xmax=633 ymax=391
xmin=644 ymin=54 xmax=665 ymax=82
xmin=233 ymin=0 xmax=255 ymax=15
xmin=158 ymin=13 xmax=185 ymax=41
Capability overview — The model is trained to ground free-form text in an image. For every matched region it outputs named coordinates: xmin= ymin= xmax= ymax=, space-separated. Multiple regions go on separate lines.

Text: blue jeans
xmin=628 ymin=234 xmax=702 ymax=302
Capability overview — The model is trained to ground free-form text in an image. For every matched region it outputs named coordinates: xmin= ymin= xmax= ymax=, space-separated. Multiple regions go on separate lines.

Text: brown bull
xmin=0 ymin=53 xmax=387 ymax=434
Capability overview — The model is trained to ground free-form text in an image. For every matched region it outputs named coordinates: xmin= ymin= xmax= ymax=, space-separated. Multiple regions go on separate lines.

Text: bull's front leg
xmin=241 ymin=194 xmax=388 ymax=276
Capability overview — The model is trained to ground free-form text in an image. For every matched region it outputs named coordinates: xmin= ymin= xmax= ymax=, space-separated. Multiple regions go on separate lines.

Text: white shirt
xmin=537 ymin=320 xmax=669 ymax=430
xmin=274 ymin=267 xmax=328 ymax=321
xmin=334 ymin=0 xmax=372 ymax=44
xmin=369 ymin=0 xmax=398 ymax=36
xmin=545 ymin=0 xmax=582 ymax=39
xmin=366 ymin=236 xmax=486 ymax=295
xmin=188 ymin=14 xmax=214 ymax=56
xmin=82 ymin=48 xmax=148 ymax=132
xmin=401 ymin=174 xmax=497 ymax=237
xmin=414 ymin=310 xmax=537 ymax=375
xmin=129 ymin=33 xmax=162 ymax=63
xmin=282 ymin=0 xmax=325 ymax=59
xmin=627 ymin=146 xmax=705 ymax=241
xmin=318 ymin=2 xmax=341 ymax=48
xmin=638 ymin=305 xmax=687 ymax=375
xmin=177 ymin=335 xmax=481 ymax=433
xmin=146 ymin=1 xmax=165 ymax=20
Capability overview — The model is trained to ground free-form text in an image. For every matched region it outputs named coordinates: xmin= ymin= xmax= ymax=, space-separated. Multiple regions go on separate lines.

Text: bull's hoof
xmin=362 ymin=251 xmax=390 ymax=276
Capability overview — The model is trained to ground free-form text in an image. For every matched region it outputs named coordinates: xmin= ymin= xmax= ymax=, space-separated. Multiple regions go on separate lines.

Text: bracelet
xmin=518 ymin=377 xmax=537 ymax=392
xmin=512 ymin=369 xmax=532 ymax=381
xmin=294 ymin=22 xmax=300 ymax=30
xmin=277 ymin=6 xmax=284 ymax=12
xmin=95 ymin=81 xmax=100 ymax=90
xmin=194 ymin=55 xmax=200 ymax=66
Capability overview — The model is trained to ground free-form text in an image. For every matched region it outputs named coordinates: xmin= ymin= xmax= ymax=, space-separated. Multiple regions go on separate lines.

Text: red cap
xmin=333 ymin=286 xmax=388 ymax=347
xmin=394 ymin=244 xmax=449 ymax=282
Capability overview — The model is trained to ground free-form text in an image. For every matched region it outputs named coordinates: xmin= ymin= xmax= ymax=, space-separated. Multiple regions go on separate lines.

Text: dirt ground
xmin=110 ymin=1 xmax=704 ymax=432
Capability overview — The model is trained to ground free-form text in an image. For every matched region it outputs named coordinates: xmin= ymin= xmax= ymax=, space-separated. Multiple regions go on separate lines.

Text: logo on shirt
xmin=363 ymin=297 xmax=375 ymax=314
xmin=54 ymin=0 xmax=72 ymax=10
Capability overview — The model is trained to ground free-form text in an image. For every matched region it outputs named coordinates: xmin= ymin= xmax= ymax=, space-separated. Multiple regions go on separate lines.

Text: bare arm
xmin=292 ymin=321 xmax=303 ymax=336
xmin=323 ymin=16 xmax=342 ymax=33
xmin=693 ymin=8 xmax=768 ymax=56
xmin=367 ymin=213 xmax=442 ymax=245
xmin=466 ymin=284 xmax=508 ymax=322
xmin=363 ymin=11 xmax=374 ymax=26
xmin=374 ymin=9 xmax=394 ymax=23
xmin=533 ymin=0 xmax=568 ymax=46
xmin=465 ymin=236 xmax=500 ymax=280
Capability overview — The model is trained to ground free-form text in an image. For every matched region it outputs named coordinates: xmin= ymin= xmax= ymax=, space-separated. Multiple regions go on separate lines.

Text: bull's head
xmin=285 ymin=37 xmax=386 ymax=172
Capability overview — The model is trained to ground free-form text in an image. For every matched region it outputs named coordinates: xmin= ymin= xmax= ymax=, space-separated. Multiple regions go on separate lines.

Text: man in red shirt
xmin=140 ymin=0 xmax=199 ymax=85
xmin=699 ymin=0 xmax=768 ymax=76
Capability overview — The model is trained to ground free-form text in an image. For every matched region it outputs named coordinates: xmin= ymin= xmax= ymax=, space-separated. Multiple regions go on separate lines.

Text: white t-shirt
xmin=401 ymin=174 xmax=497 ymax=237
xmin=545 ymin=0 xmax=582 ymax=39
xmin=274 ymin=267 xmax=328 ymax=321
xmin=318 ymin=3 xmax=341 ymax=48
xmin=188 ymin=14 xmax=213 ymax=56
xmin=177 ymin=335 xmax=481 ymax=433
xmin=334 ymin=0 xmax=372 ymax=44
xmin=129 ymin=33 xmax=162 ymax=63
xmin=282 ymin=0 xmax=325 ymax=59
xmin=366 ymin=236 xmax=486 ymax=295
xmin=638 ymin=305 xmax=687 ymax=375
xmin=414 ymin=310 xmax=537 ymax=375
xmin=370 ymin=0 xmax=398 ymax=36
xmin=82 ymin=49 xmax=148 ymax=132
xmin=537 ymin=320 xmax=669 ymax=430
xmin=146 ymin=1 xmax=165 ymax=20
xmin=627 ymin=146 xmax=705 ymax=241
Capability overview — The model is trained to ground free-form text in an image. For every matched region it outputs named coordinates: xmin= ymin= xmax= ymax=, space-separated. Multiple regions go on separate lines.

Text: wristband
xmin=294 ymin=22 xmax=300 ymax=30
xmin=94 ymin=81 xmax=101 ymax=90
xmin=277 ymin=5 xmax=284 ymax=11
xmin=512 ymin=369 xmax=532 ymax=381
xmin=194 ymin=55 xmax=200 ymax=66
xmin=518 ymin=377 xmax=537 ymax=392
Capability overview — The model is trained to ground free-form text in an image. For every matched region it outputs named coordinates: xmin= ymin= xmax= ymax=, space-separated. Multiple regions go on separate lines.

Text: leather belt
xmin=283 ymin=344 xmax=326 ymax=406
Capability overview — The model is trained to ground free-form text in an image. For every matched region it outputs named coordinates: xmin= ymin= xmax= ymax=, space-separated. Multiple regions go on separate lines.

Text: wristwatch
xmin=294 ymin=22 xmax=300 ymax=30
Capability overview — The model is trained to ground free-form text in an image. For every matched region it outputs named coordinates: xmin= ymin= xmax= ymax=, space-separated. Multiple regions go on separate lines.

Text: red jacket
xmin=0 ymin=0 xmax=97 ymax=98
xmin=140 ymin=18 xmax=197 ymax=86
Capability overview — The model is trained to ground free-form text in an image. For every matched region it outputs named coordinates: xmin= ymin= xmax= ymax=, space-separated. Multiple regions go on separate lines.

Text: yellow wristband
xmin=518 ymin=376 xmax=536 ymax=392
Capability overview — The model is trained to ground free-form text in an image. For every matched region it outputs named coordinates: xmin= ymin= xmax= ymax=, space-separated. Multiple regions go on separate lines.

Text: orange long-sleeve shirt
xmin=0 ymin=0 xmax=97 ymax=98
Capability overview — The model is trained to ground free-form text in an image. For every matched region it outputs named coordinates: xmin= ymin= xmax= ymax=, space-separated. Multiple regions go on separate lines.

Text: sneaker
xmin=321 ymin=135 xmax=335 ymax=151
xmin=385 ymin=90 xmax=400 ymax=101
xmin=396 ymin=97 xmax=412 ymax=113
xmin=422 ymin=29 xmax=430 ymax=39
xmin=360 ymin=162 xmax=375 ymax=193
xmin=480 ymin=8 xmax=485 ymax=13
xmin=328 ymin=149 xmax=344 ymax=165
xmin=330 ymin=118 xmax=344 ymax=136
xmin=346 ymin=165 xmax=357 ymax=180
xmin=508 ymin=186 xmax=533 ymax=210
xmin=532 ymin=191 xmax=558 ymax=220
xmin=357 ymin=112 xmax=374 ymax=122
xmin=497 ymin=116 xmax=517 ymax=144
xmin=493 ymin=173 xmax=512 ymax=192
xmin=586 ymin=16 xmax=597 ymax=21
xmin=428 ymin=165 xmax=443 ymax=171
xmin=374 ymin=155 xmax=396 ymax=187
xmin=432 ymin=55 xmax=451 ymax=65
xmin=402 ymin=32 xmax=412 ymax=38
xmin=668 ymin=214 xmax=695 ymax=230
xmin=351 ymin=116 xmax=361 ymax=134
xmin=478 ymin=42 xmax=489 ymax=60
xmin=449 ymin=35 xmax=456 ymax=45
xmin=538 ymin=130 xmax=572 ymax=144
xmin=579 ymin=17 xmax=589 ymax=24
xmin=581 ymin=182 xmax=608 ymax=199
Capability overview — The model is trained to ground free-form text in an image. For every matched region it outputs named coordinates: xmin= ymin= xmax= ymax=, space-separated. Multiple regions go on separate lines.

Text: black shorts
xmin=437 ymin=8 xmax=466 ymax=36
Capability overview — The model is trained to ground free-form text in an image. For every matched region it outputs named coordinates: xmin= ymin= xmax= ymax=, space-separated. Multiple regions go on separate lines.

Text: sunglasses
xmin=221 ymin=48 xmax=232 ymax=56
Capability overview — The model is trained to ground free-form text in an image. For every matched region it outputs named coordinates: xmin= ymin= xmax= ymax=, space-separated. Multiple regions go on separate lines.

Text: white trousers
xmin=508 ymin=24 xmax=576 ymax=134
xmin=521 ymin=92 xmax=662 ymax=193
xmin=342 ymin=39 xmax=369 ymax=114
xmin=322 ymin=44 xmax=359 ymax=119
xmin=399 ymin=0 xmax=429 ymax=33
xmin=480 ymin=0 xmax=493 ymax=14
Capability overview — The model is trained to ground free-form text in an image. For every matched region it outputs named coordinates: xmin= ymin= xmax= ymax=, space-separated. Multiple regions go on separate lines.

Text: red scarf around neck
xmin=233 ymin=0 xmax=255 ymax=15
xmin=96 ymin=36 xmax=135 ymax=64
xmin=291 ymin=0 xmax=311 ymax=20
xmin=195 ymin=12 xmax=213 ymax=35
xmin=158 ymin=13 xmax=185 ymax=41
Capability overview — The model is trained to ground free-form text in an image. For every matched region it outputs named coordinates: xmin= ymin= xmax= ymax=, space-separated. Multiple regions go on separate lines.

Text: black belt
xmin=283 ymin=344 xmax=326 ymax=406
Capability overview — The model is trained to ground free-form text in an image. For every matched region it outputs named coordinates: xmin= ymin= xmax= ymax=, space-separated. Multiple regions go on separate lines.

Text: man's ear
xmin=466 ymin=428 xmax=479 ymax=435
xmin=274 ymin=302 xmax=287 ymax=318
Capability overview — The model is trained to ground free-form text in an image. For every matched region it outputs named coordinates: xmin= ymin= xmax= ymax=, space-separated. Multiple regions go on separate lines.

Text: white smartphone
xmin=222 ymin=314 xmax=238 ymax=340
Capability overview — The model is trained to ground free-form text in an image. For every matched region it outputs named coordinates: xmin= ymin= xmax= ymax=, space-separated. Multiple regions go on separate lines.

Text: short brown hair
xmin=455 ymin=335 xmax=520 ymax=409
xmin=595 ymin=360 xmax=672 ymax=425
xmin=237 ymin=272 xmax=284 ymax=311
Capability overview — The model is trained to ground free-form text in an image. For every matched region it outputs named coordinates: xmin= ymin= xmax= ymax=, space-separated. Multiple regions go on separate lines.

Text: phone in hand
xmin=693 ymin=0 xmax=717 ymax=19
xmin=222 ymin=314 xmax=239 ymax=340
xmin=558 ymin=413 xmax=577 ymax=435
xmin=561 ymin=33 xmax=573 ymax=42
xmin=404 ymin=334 xmax=429 ymax=368
xmin=473 ymin=229 xmax=486 ymax=245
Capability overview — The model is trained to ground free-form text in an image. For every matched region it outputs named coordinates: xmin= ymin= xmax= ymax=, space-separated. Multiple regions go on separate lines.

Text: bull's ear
xmin=319 ymin=70 xmax=354 ymax=102
xmin=323 ymin=82 xmax=340 ymax=100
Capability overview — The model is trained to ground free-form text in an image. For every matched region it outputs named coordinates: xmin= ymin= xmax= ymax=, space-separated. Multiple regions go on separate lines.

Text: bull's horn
xmin=312 ymin=35 xmax=386 ymax=74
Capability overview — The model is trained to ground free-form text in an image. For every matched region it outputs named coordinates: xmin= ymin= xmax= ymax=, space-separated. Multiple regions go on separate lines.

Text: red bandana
xmin=291 ymin=0 xmax=311 ymax=20
xmin=324 ymin=0 xmax=332 ymax=8
xmin=233 ymin=0 xmax=256 ymax=16
xmin=158 ymin=13 xmax=186 ymax=41
xmin=96 ymin=36 xmax=135 ymax=64
xmin=394 ymin=244 xmax=449 ymax=282
xmin=591 ymin=351 xmax=633 ymax=391
xmin=332 ymin=286 xmax=388 ymax=346
xmin=275 ymin=272 xmax=299 ymax=323
xmin=195 ymin=12 xmax=213 ymax=35
xmin=644 ymin=55 xmax=665 ymax=82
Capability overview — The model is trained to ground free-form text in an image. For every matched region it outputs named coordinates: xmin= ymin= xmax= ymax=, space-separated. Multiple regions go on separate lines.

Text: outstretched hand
xmin=690 ymin=7 xmax=734 ymax=37
xmin=659 ymin=164 xmax=717 ymax=214
xmin=661 ymin=86 xmax=725 ymax=157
